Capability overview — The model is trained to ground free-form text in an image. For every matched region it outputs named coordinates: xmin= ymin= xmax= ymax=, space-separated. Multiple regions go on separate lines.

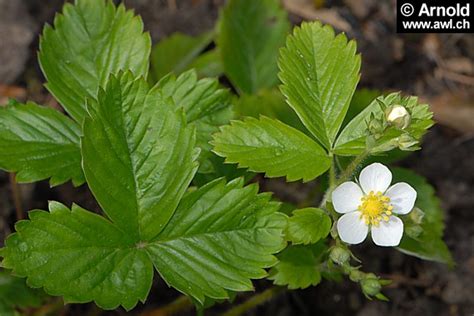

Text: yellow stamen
xmin=358 ymin=191 xmax=393 ymax=226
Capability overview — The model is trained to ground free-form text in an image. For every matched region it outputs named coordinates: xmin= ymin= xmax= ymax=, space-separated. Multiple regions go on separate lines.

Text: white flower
xmin=331 ymin=163 xmax=417 ymax=247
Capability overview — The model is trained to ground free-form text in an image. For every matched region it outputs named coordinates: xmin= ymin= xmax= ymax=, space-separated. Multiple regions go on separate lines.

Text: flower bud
xmin=361 ymin=275 xmax=382 ymax=296
xmin=385 ymin=105 xmax=411 ymax=129
xmin=349 ymin=269 xmax=364 ymax=282
xmin=329 ymin=246 xmax=350 ymax=265
xmin=398 ymin=134 xmax=418 ymax=151
xmin=368 ymin=117 xmax=384 ymax=137
xmin=409 ymin=207 xmax=424 ymax=224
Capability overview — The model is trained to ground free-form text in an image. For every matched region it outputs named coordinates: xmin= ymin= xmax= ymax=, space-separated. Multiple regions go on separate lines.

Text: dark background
xmin=0 ymin=0 xmax=473 ymax=315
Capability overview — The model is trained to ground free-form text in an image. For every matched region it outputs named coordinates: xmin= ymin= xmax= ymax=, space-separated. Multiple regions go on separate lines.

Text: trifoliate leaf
xmin=268 ymin=243 xmax=327 ymax=289
xmin=0 ymin=269 xmax=45 ymax=314
xmin=286 ymin=208 xmax=331 ymax=245
xmin=212 ymin=116 xmax=331 ymax=182
xmin=233 ymin=89 xmax=308 ymax=133
xmin=1 ymin=179 xmax=286 ymax=309
xmin=157 ymin=70 xmax=233 ymax=173
xmin=147 ymin=178 xmax=287 ymax=304
xmin=334 ymin=93 xmax=434 ymax=156
xmin=1 ymin=180 xmax=286 ymax=309
xmin=392 ymin=168 xmax=453 ymax=266
xmin=0 ymin=102 xmax=84 ymax=186
xmin=39 ymin=0 xmax=151 ymax=123
xmin=1 ymin=74 xmax=287 ymax=310
xmin=82 ymin=72 xmax=198 ymax=241
xmin=278 ymin=22 xmax=361 ymax=149
xmin=1 ymin=202 xmax=154 ymax=311
xmin=150 ymin=31 xmax=214 ymax=81
xmin=217 ymin=0 xmax=290 ymax=94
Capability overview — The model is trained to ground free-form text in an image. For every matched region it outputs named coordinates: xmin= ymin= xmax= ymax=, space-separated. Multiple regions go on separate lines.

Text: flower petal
xmin=332 ymin=181 xmax=363 ymax=214
xmin=337 ymin=211 xmax=369 ymax=245
xmin=371 ymin=216 xmax=404 ymax=247
xmin=359 ymin=163 xmax=392 ymax=194
xmin=385 ymin=182 xmax=417 ymax=215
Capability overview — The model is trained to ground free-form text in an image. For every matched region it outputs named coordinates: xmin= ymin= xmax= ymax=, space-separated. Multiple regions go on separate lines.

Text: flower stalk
xmin=335 ymin=150 xmax=370 ymax=186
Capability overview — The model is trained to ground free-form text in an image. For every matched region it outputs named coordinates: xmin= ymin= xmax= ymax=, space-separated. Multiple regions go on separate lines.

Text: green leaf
xmin=278 ymin=22 xmax=361 ymax=149
xmin=188 ymin=49 xmax=224 ymax=78
xmin=1 ymin=202 xmax=153 ymax=311
xmin=217 ymin=0 xmax=290 ymax=94
xmin=392 ymin=168 xmax=453 ymax=265
xmin=192 ymin=155 xmax=254 ymax=187
xmin=157 ymin=70 xmax=233 ymax=173
xmin=212 ymin=116 xmax=331 ymax=182
xmin=268 ymin=243 xmax=327 ymax=289
xmin=39 ymin=0 xmax=151 ymax=123
xmin=150 ymin=31 xmax=214 ymax=81
xmin=233 ymin=89 xmax=308 ymax=133
xmin=1 ymin=179 xmax=287 ymax=309
xmin=1 ymin=76 xmax=288 ymax=309
xmin=147 ymin=178 xmax=286 ymax=303
xmin=334 ymin=93 xmax=434 ymax=156
xmin=0 ymin=102 xmax=84 ymax=186
xmin=286 ymin=208 xmax=331 ymax=245
xmin=0 ymin=269 xmax=45 ymax=314
xmin=82 ymin=72 xmax=198 ymax=241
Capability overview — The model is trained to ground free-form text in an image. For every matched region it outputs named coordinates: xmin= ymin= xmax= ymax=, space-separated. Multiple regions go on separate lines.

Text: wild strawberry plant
xmin=0 ymin=0 xmax=451 ymax=314
xmin=211 ymin=1 xmax=451 ymax=302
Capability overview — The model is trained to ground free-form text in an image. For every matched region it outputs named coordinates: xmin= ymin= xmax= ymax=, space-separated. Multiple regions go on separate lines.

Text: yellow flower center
xmin=358 ymin=191 xmax=393 ymax=227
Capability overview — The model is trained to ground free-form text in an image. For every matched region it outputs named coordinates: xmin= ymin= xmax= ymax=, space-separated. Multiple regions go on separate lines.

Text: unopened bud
xmin=349 ymin=270 xmax=364 ymax=282
xmin=330 ymin=246 xmax=350 ymax=265
xmin=398 ymin=134 xmax=418 ymax=151
xmin=409 ymin=207 xmax=425 ymax=224
xmin=361 ymin=275 xmax=382 ymax=296
xmin=386 ymin=105 xmax=411 ymax=129
xmin=368 ymin=117 xmax=384 ymax=136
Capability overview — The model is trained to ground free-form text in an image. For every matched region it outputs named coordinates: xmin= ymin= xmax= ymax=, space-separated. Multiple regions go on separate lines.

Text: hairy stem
xmin=329 ymin=153 xmax=336 ymax=189
xmin=318 ymin=153 xmax=337 ymax=209
xmin=336 ymin=150 xmax=370 ymax=185
xmin=222 ymin=287 xmax=285 ymax=316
